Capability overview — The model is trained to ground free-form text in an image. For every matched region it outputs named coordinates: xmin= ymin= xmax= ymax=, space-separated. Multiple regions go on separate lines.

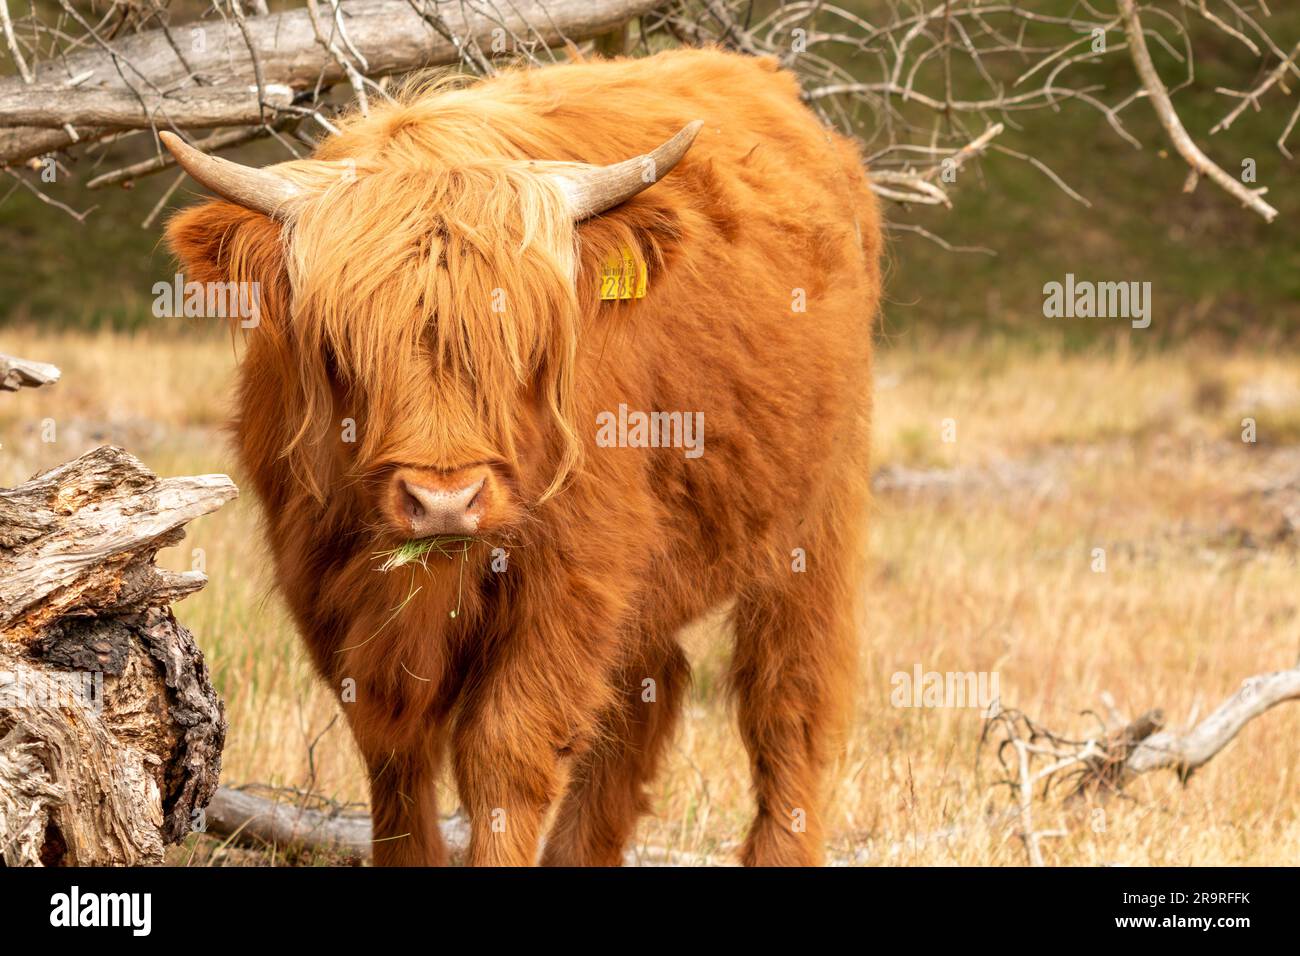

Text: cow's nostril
xmin=397 ymin=474 xmax=488 ymax=537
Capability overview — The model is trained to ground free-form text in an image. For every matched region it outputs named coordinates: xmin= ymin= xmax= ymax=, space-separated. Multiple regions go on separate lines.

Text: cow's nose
xmin=398 ymin=475 xmax=485 ymax=538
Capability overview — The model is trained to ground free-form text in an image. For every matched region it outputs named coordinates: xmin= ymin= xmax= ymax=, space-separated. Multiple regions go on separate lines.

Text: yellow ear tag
xmin=599 ymin=247 xmax=647 ymax=301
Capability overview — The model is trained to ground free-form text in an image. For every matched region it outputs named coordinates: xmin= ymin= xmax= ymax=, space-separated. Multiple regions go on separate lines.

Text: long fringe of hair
xmin=270 ymin=85 xmax=589 ymax=502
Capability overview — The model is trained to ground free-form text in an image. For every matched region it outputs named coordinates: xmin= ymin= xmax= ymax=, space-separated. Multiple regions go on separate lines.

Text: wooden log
xmin=0 ymin=446 xmax=235 ymax=865
xmin=0 ymin=0 xmax=663 ymax=164
xmin=206 ymin=786 xmax=393 ymax=859
xmin=0 ymin=84 xmax=295 ymax=130
xmin=1005 ymin=668 xmax=1300 ymax=804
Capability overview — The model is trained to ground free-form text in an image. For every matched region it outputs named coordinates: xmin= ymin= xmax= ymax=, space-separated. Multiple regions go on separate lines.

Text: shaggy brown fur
xmin=167 ymin=48 xmax=881 ymax=866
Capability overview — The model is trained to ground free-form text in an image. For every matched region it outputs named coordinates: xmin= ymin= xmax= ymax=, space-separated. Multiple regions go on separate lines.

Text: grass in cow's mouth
xmin=373 ymin=536 xmax=474 ymax=573
xmin=373 ymin=535 xmax=475 ymax=620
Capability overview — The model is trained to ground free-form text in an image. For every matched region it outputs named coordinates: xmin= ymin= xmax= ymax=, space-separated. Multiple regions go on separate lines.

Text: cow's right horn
xmin=159 ymin=130 xmax=303 ymax=218
xmin=540 ymin=120 xmax=704 ymax=221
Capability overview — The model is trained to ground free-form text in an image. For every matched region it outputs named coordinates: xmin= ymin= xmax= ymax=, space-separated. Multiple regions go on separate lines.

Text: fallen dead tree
xmin=0 ymin=443 xmax=235 ymax=865
xmin=205 ymin=785 xmax=377 ymax=860
xmin=983 ymin=667 xmax=1300 ymax=865
xmin=0 ymin=0 xmax=662 ymax=166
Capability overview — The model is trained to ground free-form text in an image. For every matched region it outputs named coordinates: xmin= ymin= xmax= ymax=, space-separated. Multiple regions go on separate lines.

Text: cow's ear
xmin=164 ymin=200 xmax=291 ymax=324
xmin=167 ymin=201 xmax=258 ymax=282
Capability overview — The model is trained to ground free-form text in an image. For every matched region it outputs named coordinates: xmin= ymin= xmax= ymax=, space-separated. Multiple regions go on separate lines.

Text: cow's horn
xmin=159 ymin=130 xmax=302 ymax=218
xmin=548 ymin=120 xmax=704 ymax=221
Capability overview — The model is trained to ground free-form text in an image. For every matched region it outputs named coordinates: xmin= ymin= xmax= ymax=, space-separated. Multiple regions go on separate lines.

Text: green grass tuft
xmin=372 ymin=536 xmax=473 ymax=573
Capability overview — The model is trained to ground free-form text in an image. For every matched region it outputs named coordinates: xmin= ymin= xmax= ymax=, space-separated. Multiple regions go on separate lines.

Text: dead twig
xmin=1117 ymin=0 xmax=1278 ymax=223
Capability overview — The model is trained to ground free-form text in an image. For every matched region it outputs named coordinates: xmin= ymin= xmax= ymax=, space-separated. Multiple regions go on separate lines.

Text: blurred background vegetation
xmin=0 ymin=1 xmax=1297 ymax=345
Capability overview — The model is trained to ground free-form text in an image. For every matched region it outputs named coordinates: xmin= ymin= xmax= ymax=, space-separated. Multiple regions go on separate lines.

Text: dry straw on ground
xmin=2 ymin=327 xmax=1298 ymax=865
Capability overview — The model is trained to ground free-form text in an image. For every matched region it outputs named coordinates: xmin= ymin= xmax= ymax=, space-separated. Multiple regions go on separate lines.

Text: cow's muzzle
xmin=391 ymin=466 xmax=489 ymax=539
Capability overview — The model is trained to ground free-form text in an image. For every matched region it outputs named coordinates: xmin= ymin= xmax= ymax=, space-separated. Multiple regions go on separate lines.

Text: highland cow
xmin=164 ymin=48 xmax=881 ymax=866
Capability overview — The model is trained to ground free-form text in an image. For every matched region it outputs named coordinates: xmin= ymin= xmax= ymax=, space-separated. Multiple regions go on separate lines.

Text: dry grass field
xmin=2 ymin=326 xmax=1298 ymax=866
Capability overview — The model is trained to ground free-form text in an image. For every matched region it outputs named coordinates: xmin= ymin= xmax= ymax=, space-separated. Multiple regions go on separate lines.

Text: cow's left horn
xmin=159 ymin=130 xmax=303 ymax=218
xmin=546 ymin=120 xmax=704 ymax=221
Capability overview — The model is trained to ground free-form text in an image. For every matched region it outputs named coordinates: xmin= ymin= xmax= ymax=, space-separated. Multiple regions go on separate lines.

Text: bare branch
xmin=1210 ymin=39 xmax=1300 ymax=138
xmin=1124 ymin=668 xmax=1300 ymax=780
xmin=0 ymin=0 xmax=33 ymax=84
xmin=1117 ymin=0 xmax=1278 ymax=223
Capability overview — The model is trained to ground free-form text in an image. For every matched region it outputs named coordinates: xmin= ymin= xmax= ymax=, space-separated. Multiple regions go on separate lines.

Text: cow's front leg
xmin=451 ymin=615 xmax=619 ymax=866
xmin=344 ymin=690 xmax=448 ymax=867
xmin=363 ymin=732 xmax=446 ymax=867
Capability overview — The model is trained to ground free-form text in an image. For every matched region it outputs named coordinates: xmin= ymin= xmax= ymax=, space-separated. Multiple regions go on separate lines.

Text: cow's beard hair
xmin=321 ymin=538 xmax=491 ymax=706
xmin=325 ymin=506 xmax=493 ymax=628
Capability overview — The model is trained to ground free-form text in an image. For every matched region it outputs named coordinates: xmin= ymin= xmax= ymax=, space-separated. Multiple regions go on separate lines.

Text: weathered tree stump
xmin=0 ymin=445 xmax=236 ymax=865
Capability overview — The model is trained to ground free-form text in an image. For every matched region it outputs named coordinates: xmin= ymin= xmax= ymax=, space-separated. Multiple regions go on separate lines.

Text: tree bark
xmin=0 ymin=446 xmax=235 ymax=866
